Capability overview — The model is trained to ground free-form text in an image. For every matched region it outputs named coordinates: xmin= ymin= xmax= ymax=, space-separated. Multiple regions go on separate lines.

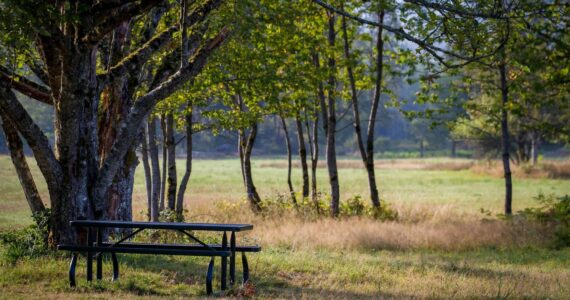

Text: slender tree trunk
xmin=280 ymin=116 xmax=297 ymax=205
xmin=148 ymin=117 xmax=161 ymax=221
xmin=419 ymin=139 xmax=425 ymax=158
xmin=141 ymin=125 xmax=152 ymax=220
xmin=341 ymin=11 xmax=383 ymax=208
xmin=240 ymin=124 xmax=262 ymax=211
xmin=176 ymin=107 xmax=193 ymax=219
xmin=531 ymin=134 xmax=539 ymax=166
xmin=160 ymin=114 xmax=167 ymax=211
xmin=310 ymin=54 xmax=325 ymax=209
xmin=1 ymin=115 xmax=45 ymax=215
xmin=499 ymin=61 xmax=513 ymax=215
xmin=451 ymin=140 xmax=457 ymax=158
xmin=325 ymin=12 xmax=340 ymax=217
xmin=308 ymin=112 xmax=320 ymax=210
xmin=166 ymin=113 xmax=177 ymax=210
xmin=295 ymin=114 xmax=309 ymax=198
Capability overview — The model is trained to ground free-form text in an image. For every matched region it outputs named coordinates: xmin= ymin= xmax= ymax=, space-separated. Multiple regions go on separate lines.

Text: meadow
xmin=1 ymin=155 xmax=569 ymax=299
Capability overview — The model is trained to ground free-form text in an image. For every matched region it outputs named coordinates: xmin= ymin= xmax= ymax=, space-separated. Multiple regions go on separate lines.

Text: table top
xmin=70 ymin=220 xmax=253 ymax=232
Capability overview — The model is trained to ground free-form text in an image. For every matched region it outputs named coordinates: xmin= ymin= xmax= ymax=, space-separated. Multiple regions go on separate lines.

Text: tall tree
xmin=340 ymin=2 xmax=385 ymax=208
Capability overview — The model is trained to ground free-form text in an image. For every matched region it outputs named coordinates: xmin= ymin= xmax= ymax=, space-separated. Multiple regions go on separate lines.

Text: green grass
xmin=1 ymin=155 xmax=569 ymax=298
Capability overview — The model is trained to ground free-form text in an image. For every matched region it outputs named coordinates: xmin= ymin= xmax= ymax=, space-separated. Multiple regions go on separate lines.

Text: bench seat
xmin=58 ymin=244 xmax=232 ymax=256
xmin=57 ymin=242 xmax=259 ymax=294
xmin=100 ymin=242 xmax=261 ymax=252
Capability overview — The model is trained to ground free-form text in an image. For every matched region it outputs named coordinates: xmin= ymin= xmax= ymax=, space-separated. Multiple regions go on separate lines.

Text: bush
xmin=0 ymin=209 xmax=52 ymax=264
xmin=519 ymin=194 xmax=570 ymax=248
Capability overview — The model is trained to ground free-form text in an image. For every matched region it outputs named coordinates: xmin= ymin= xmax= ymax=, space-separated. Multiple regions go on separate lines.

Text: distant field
xmin=1 ymin=155 xmax=569 ymax=229
xmin=1 ymin=155 xmax=570 ymax=299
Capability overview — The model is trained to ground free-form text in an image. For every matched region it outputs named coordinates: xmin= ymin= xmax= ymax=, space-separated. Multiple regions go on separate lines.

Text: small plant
xmin=367 ymin=201 xmax=399 ymax=221
xmin=0 ymin=209 xmax=52 ymax=264
xmin=518 ymin=193 xmax=570 ymax=248
xmin=340 ymin=195 xmax=366 ymax=216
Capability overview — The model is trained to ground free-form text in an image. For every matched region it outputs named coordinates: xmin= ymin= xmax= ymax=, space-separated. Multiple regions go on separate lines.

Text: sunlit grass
xmin=1 ymin=155 xmax=569 ymax=298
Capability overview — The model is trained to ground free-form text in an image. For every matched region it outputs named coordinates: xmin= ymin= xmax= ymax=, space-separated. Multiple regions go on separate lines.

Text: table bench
xmin=57 ymin=220 xmax=260 ymax=295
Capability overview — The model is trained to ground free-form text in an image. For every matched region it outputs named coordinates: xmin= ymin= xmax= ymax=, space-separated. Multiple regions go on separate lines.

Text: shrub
xmin=519 ymin=193 xmax=570 ymax=248
xmin=0 ymin=209 xmax=52 ymax=264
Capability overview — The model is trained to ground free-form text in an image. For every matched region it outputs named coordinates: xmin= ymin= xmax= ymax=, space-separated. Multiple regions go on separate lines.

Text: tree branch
xmin=91 ymin=27 xmax=231 ymax=212
xmin=0 ymin=113 xmax=46 ymax=214
xmin=0 ymin=66 xmax=52 ymax=105
xmin=97 ymin=0 xmax=223 ymax=88
xmin=312 ymin=0 xmax=508 ymax=69
xmin=83 ymin=0 xmax=164 ymax=44
xmin=0 ymin=81 xmax=62 ymax=193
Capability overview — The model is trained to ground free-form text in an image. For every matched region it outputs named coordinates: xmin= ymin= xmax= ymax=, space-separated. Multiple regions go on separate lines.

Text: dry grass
xmin=253 ymin=216 xmax=548 ymax=251
xmin=260 ymin=158 xmax=570 ymax=179
xmin=470 ymin=160 xmax=570 ymax=179
xmin=182 ymin=202 xmax=551 ymax=252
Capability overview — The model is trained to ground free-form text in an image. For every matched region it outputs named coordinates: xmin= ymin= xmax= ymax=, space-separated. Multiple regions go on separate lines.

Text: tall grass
xmin=183 ymin=201 xmax=551 ymax=251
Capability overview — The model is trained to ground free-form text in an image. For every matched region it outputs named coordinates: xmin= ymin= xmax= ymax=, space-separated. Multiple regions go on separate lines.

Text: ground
xmin=0 ymin=155 xmax=569 ymax=299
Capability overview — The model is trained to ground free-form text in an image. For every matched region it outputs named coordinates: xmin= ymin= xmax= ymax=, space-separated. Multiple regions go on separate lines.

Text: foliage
xmin=518 ymin=193 xmax=570 ymax=249
xmin=215 ymin=193 xmax=397 ymax=221
xmin=0 ymin=209 xmax=51 ymax=264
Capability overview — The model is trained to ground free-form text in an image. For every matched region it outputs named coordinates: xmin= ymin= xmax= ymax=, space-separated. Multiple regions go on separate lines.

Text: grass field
xmin=1 ymin=155 xmax=569 ymax=299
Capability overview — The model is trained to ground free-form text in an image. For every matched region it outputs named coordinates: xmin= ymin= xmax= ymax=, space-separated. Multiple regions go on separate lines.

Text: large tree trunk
xmin=50 ymin=45 xmax=101 ymax=244
xmin=148 ymin=117 xmax=161 ymax=221
xmin=0 ymin=114 xmax=46 ymax=215
xmin=280 ymin=116 xmax=297 ymax=205
xmin=499 ymin=61 xmax=513 ymax=215
xmin=295 ymin=114 xmax=309 ymax=198
xmin=176 ymin=107 xmax=193 ymax=219
xmin=325 ymin=12 xmax=340 ymax=217
xmin=341 ymin=11 xmax=383 ymax=208
xmin=166 ymin=113 xmax=177 ymax=210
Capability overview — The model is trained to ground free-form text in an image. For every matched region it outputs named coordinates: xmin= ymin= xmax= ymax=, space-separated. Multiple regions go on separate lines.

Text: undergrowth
xmin=0 ymin=209 xmax=52 ymax=264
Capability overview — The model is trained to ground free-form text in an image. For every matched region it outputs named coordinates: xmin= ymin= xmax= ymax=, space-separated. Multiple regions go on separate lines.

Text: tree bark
xmin=97 ymin=21 xmax=138 ymax=229
xmin=280 ymin=116 xmax=297 ymax=205
xmin=240 ymin=124 xmax=262 ymax=211
xmin=166 ymin=113 xmax=177 ymax=211
xmin=325 ymin=12 xmax=340 ymax=217
xmin=160 ymin=114 xmax=167 ymax=211
xmin=0 ymin=114 xmax=46 ymax=215
xmin=499 ymin=61 xmax=513 ymax=215
xmin=420 ymin=139 xmax=425 ymax=158
xmin=307 ymin=111 xmax=320 ymax=211
xmin=141 ymin=125 xmax=152 ymax=220
xmin=295 ymin=114 xmax=309 ymax=198
xmin=147 ymin=117 xmax=161 ymax=221
xmin=176 ymin=107 xmax=193 ymax=219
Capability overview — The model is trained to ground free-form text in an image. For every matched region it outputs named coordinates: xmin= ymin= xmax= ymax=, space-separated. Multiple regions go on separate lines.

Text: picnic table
xmin=57 ymin=220 xmax=260 ymax=294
